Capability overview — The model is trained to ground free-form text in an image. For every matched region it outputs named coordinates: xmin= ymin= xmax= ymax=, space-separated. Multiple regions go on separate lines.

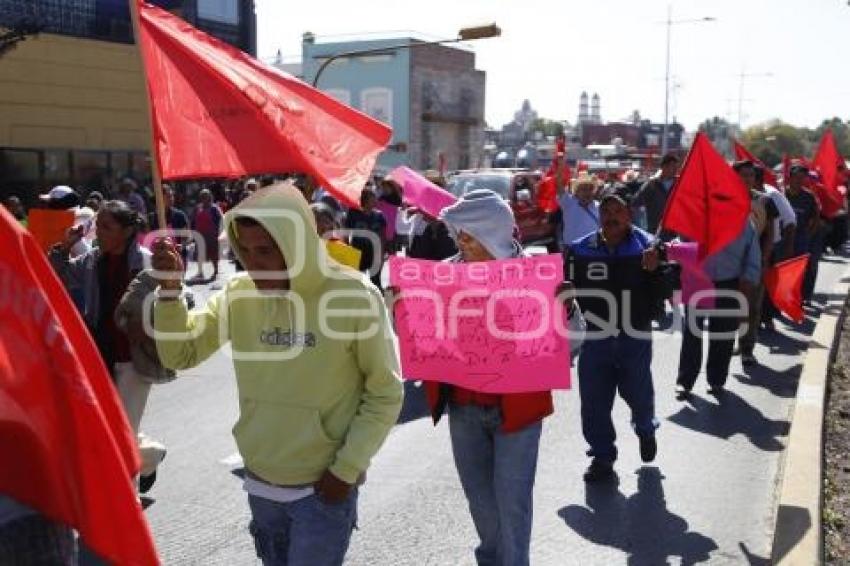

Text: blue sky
xmin=255 ymin=0 xmax=850 ymax=130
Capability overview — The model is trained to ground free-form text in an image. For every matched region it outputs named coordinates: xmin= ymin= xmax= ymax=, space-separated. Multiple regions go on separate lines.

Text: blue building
xmin=302 ymin=33 xmax=485 ymax=174
xmin=0 ymin=0 xmax=256 ymax=55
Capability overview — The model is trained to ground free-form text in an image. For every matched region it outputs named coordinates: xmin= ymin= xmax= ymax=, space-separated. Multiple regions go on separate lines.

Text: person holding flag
xmin=631 ymin=153 xmax=681 ymax=235
xmin=754 ymin=165 xmax=797 ymax=331
xmin=555 ymin=172 xmax=601 ymax=251
xmin=732 ymin=160 xmax=779 ymax=366
xmin=152 ymin=182 xmax=402 ymax=566
xmin=785 ymin=163 xmax=823 ymax=303
xmin=675 ymin=220 xmax=761 ymax=397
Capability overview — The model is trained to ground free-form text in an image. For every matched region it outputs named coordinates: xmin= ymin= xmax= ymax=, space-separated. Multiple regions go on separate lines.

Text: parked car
xmin=445 ymin=169 xmax=556 ymax=247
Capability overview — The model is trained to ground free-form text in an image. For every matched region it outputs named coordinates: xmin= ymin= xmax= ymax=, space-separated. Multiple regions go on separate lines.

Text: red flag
xmin=781 ymin=154 xmax=791 ymax=191
xmin=812 ymin=129 xmax=846 ymax=191
xmin=764 ymin=254 xmax=809 ymax=323
xmin=137 ymin=2 xmax=392 ymax=208
xmin=810 ymin=130 xmax=846 ymax=218
xmin=806 ymin=177 xmax=842 ymax=219
xmin=537 ymin=137 xmax=569 ymax=212
xmin=733 ymin=139 xmax=778 ymax=187
xmin=660 ymin=132 xmax=751 ymax=256
xmin=0 ymin=207 xmax=159 ymax=565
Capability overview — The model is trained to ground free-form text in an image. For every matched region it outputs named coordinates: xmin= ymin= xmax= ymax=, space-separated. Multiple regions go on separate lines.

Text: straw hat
xmin=570 ymin=172 xmax=600 ymax=191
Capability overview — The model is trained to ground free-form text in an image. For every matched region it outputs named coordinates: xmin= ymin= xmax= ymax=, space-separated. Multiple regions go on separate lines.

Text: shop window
xmin=0 ymin=149 xmax=39 ymax=182
xmin=43 ymin=150 xmax=70 ymax=184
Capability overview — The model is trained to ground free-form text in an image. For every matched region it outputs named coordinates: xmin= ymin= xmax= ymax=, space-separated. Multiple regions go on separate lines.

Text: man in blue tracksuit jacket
xmin=565 ymin=194 xmax=671 ymax=482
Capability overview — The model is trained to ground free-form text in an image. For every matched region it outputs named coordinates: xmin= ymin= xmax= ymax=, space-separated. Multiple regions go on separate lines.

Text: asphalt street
xmin=142 ymin=251 xmax=850 ymax=565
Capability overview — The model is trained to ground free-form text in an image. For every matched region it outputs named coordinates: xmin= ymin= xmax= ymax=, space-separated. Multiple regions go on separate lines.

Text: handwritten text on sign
xmin=389 ymin=255 xmax=571 ymax=393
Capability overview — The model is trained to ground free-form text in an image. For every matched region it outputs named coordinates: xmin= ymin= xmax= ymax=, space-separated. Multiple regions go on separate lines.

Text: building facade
xmin=0 ymin=0 xmax=256 ymax=201
xmin=302 ymin=35 xmax=485 ymax=173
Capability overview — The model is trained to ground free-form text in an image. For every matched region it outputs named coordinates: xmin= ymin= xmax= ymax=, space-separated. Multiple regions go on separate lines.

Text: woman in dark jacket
xmin=50 ymin=200 xmax=165 ymax=493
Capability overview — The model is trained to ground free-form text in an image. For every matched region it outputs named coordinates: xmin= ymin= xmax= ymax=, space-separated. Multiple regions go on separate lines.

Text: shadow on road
xmin=667 ymin=391 xmax=790 ymax=451
xmin=733 ymin=363 xmax=802 ymax=399
xmin=558 ymin=467 xmax=718 ymax=565
xmin=757 ymin=329 xmax=811 ymax=356
xmin=738 ymin=541 xmax=771 ymax=565
xmin=770 ymin=504 xmax=813 ymax=564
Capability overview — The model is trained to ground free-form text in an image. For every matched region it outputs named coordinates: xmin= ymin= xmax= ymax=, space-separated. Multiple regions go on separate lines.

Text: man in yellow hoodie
xmin=151 ymin=181 xmax=403 ymax=566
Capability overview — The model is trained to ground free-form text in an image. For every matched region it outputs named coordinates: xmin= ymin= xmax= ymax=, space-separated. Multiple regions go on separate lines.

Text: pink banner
xmin=667 ymin=242 xmax=715 ymax=309
xmin=389 ymin=254 xmax=571 ymax=393
xmin=387 ymin=166 xmax=457 ymax=219
xmin=375 ymin=201 xmax=398 ymax=240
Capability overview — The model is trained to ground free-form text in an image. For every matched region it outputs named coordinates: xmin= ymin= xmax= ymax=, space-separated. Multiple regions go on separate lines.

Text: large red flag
xmin=660 ymin=132 xmax=751 ymax=256
xmin=812 ymin=129 xmax=846 ymax=191
xmin=733 ymin=139 xmax=778 ymax=187
xmin=764 ymin=254 xmax=809 ymax=323
xmin=811 ymin=130 xmax=847 ymax=218
xmin=136 ymin=1 xmax=392 ymax=208
xmin=0 ymin=207 xmax=159 ymax=565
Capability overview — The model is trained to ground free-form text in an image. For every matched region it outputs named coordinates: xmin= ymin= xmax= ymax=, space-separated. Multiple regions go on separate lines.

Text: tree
xmin=698 ymin=116 xmax=737 ymax=158
xmin=741 ymin=121 xmax=810 ymax=166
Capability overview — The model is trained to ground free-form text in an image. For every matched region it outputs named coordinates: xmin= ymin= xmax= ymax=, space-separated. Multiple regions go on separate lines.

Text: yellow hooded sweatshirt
xmin=155 ymin=182 xmax=403 ymax=486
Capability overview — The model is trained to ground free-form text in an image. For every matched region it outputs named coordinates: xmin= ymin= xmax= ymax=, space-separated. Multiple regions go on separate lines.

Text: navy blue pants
xmin=578 ymin=335 xmax=658 ymax=463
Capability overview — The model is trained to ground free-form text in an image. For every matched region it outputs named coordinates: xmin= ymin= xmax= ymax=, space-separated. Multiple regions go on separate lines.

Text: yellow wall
xmin=0 ymin=33 xmax=150 ymax=151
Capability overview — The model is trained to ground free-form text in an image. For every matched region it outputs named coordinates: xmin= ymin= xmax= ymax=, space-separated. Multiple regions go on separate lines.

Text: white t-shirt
xmin=765 ymin=185 xmax=797 ymax=244
xmin=243 ymin=476 xmax=314 ymax=504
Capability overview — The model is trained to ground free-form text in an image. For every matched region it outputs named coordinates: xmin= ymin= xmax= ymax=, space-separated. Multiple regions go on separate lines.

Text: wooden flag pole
xmin=128 ymin=0 xmax=167 ymax=234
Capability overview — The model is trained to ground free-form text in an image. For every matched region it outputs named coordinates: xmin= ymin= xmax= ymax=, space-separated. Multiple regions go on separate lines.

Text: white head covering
xmin=439 ymin=189 xmax=517 ymax=259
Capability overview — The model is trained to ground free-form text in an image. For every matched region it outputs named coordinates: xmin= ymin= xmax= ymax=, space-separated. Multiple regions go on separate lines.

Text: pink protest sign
xmin=667 ymin=242 xmax=715 ymax=309
xmin=389 ymin=254 xmax=571 ymax=394
xmin=375 ymin=201 xmax=398 ymax=240
xmin=387 ymin=166 xmax=457 ymax=219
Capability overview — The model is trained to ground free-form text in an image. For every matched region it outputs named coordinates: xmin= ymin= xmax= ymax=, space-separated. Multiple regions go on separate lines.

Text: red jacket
xmin=425 ymin=382 xmax=553 ymax=433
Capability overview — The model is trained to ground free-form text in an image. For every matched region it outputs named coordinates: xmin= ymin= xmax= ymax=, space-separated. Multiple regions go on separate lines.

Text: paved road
xmin=143 ymin=252 xmax=850 ymax=565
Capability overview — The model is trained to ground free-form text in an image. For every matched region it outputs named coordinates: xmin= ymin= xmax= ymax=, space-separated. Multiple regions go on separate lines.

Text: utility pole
xmin=661 ymin=7 xmax=715 ymax=154
xmin=737 ymin=67 xmax=773 ymax=128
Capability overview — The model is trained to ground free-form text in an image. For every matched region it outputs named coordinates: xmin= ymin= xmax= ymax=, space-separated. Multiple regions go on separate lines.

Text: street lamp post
xmin=661 ymin=8 xmax=715 ymax=154
xmin=312 ymin=24 xmax=500 ymax=88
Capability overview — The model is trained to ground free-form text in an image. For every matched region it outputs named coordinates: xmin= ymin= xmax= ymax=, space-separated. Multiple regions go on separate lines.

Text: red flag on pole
xmin=733 ymin=139 xmax=778 ymax=187
xmin=812 ymin=129 xmax=846 ymax=192
xmin=781 ymin=154 xmax=792 ymax=191
xmin=136 ymin=1 xmax=392 ymax=208
xmin=537 ymin=137 xmax=568 ymax=212
xmin=660 ymin=132 xmax=751 ymax=256
xmin=764 ymin=254 xmax=809 ymax=323
xmin=0 ymin=207 xmax=158 ymax=565
xmin=810 ymin=129 xmax=847 ymax=218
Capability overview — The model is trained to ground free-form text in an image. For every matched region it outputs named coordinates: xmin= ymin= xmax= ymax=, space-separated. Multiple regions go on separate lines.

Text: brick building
xmin=303 ymin=35 xmax=485 ymax=172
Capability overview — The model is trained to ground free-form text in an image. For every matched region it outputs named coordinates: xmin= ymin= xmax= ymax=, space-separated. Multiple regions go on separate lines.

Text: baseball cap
xmin=39 ymin=185 xmax=75 ymax=201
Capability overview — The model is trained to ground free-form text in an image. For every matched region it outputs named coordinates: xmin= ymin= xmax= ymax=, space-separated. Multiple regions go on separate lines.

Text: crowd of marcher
xmin=0 ymin=148 xmax=846 ymax=565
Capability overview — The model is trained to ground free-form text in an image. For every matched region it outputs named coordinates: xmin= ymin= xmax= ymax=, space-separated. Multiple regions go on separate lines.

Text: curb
xmin=772 ymin=265 xmax=850 ymax=565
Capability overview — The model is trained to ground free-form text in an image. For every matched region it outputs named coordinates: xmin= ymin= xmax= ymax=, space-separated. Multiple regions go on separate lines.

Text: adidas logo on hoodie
xmin=260 ymin=327 xmax=317 ymax=348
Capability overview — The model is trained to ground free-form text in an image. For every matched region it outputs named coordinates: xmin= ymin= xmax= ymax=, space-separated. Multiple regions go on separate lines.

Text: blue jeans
xmin=247 ymin=490 xmax=357 ymax=566
xmin=578 ymin=335 xmax=658 ymax=463
xmin=448 ymin=402 xmax=542 ymax=566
